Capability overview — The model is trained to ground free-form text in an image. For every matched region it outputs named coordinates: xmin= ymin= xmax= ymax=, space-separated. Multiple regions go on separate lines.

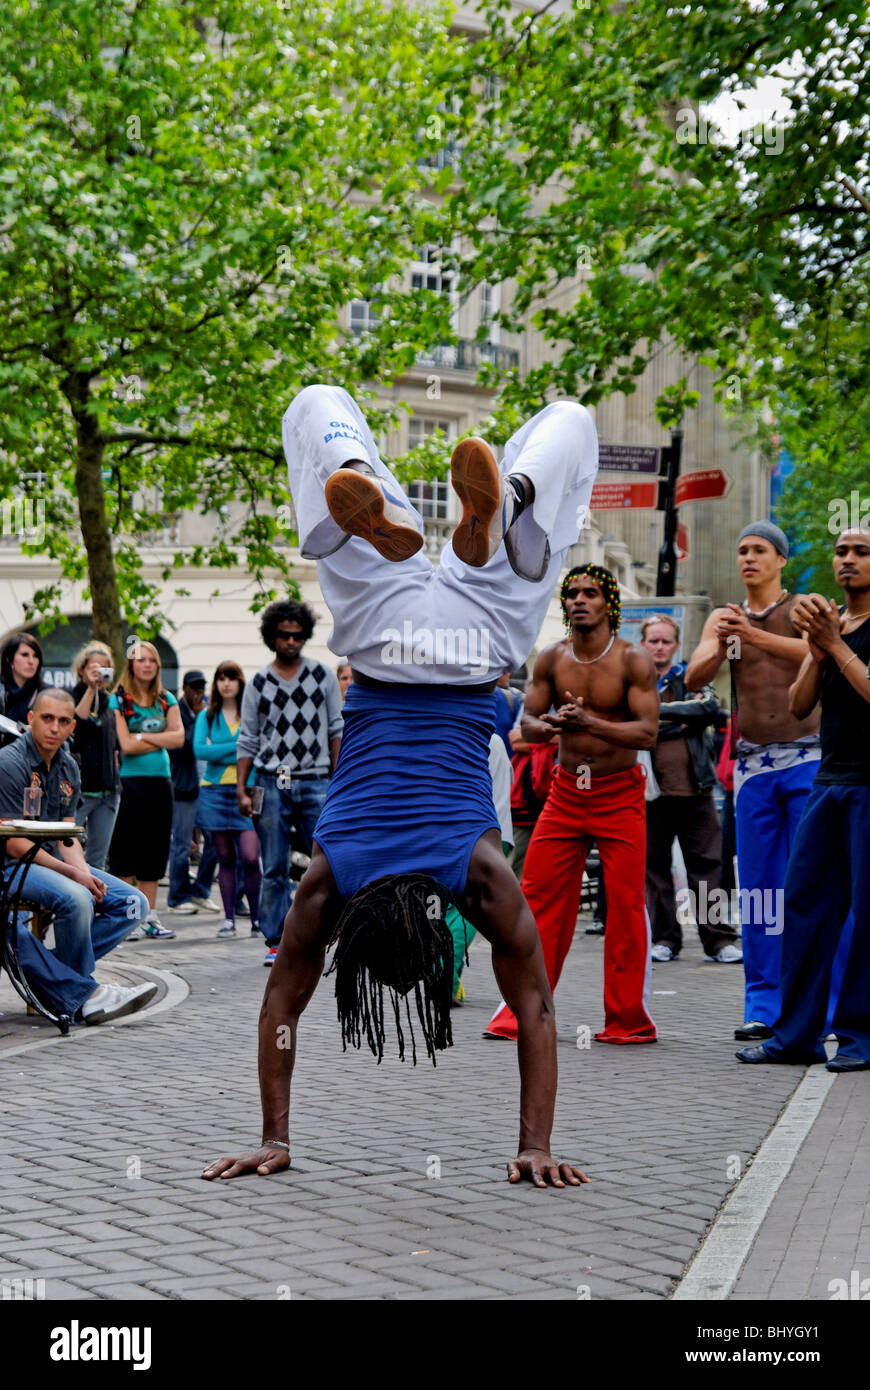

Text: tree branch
xmin=101 ymin=429 xmax=282 ymax=463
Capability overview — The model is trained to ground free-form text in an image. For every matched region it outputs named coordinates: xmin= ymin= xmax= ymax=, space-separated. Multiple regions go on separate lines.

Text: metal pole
xmin=656 ymin=428 xmax=682 ymax=596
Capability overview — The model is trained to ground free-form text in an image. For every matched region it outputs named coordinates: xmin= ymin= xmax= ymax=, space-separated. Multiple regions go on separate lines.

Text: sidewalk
xmin=0 ymin=897 xmax=861 ymax=1300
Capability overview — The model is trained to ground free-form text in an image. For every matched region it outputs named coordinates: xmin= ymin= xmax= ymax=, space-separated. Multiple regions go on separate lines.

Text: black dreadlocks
xmin=324 ymin=873 xmax=458 ymax=1066
xmin=560 ymin=564 xmax=621 ymax=632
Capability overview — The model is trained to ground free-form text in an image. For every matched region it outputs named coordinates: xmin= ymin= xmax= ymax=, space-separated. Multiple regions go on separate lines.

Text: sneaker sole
xmin=85 ymin=982 xmax=159 ymax=1026
xmin=324 ymin=472 xmax=423 ymax=563
xmin=450 ymin=437 xmax=503 ymax=568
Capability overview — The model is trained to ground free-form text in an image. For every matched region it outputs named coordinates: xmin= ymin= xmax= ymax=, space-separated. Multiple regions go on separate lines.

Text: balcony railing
xmin=414 ymin=339 xmax=520 ymax=373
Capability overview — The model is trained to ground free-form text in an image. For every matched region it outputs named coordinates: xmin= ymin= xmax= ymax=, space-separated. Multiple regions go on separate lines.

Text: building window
xmin=411 ymin=246 xmax=454 ymax=297
xmin=350 ymin=299 xmax=380 ymax=335
xmin=407 ymin=417 xmax=454 ymax=521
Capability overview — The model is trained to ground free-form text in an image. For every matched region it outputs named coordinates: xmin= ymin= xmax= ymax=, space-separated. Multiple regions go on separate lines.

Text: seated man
xmin=0 ymin=689 xmax=157 ymax=1025
xmin=203 ymin=383 xmax=598 ymax=1188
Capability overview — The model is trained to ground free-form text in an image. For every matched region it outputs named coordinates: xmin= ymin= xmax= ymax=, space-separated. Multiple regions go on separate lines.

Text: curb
xmin=672 ymin=1065 xmax=837 ymax=1300
xmin=0 ymin=964 xmax=189 ymax=1061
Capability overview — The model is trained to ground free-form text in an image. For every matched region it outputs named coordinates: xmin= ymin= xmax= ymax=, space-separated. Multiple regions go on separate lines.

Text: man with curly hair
xmin=484 ymin=564 xmax=660 ymax=1045
xmin=236 ymin=599 xmax=344 ymax=965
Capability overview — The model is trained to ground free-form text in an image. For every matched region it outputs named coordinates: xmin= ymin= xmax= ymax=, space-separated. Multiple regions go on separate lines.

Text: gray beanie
xmin=737 ymin=520 xmax=789 ymax=558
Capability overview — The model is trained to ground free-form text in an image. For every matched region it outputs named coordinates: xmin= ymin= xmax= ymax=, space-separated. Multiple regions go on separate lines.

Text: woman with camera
xmin=70 ymin=641 xmax=121 ymax=871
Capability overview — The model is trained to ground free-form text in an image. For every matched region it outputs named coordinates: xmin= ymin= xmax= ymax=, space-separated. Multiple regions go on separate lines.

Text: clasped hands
xmin=541 ymin=691 xmax=595 ymax=732
xmin=790 ymin=593 xmax=843 ymax=659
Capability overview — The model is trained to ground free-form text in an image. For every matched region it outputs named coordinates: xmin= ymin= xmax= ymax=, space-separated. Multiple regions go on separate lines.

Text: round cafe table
xmin=0 ymin=821 xmax=86 ymax=1035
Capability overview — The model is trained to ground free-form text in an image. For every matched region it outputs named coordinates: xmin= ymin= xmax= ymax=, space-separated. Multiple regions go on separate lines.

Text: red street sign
xmin=598 ymin=444 xmax=660 ymax=475
xmin=677 ymin=522 xmax=689 ymax=560
xmin=674 ymin=468 xmax=732 ymax=506
xmin=590 ymin=481 xmax=659 ymax=510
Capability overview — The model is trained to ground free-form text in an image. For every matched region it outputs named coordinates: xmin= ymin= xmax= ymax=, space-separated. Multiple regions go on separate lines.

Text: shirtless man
xmin=686 ymin=521 xmax=820 ymax=1041
xmin=484 ymin=564 xmax=660 ymax=1044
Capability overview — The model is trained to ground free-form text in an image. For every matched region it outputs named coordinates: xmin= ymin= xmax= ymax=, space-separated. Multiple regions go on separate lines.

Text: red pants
xmin=486 ymin=763 xmax=656 ymax=1043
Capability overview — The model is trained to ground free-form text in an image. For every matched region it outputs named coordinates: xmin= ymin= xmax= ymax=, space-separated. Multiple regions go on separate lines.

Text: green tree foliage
xmin=446 ymin=0 xmax=869 ymax=474
xmin=0 ymin=0 xmax=454 ymax=665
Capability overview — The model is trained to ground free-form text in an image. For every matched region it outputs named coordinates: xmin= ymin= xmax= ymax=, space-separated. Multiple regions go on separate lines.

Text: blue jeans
xmin=168 ymin=796 xmax=217 ymax=906
xmin=255 ymin=775 xmax=329 ymax=946
xmin=74 ymin=790 xmax=120 ymax=871
xmin=4 ymin=862 xmax=148 ymax=1018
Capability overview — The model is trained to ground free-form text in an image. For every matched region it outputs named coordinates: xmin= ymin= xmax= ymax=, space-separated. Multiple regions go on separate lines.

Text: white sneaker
xmin=706 ymin=943 xmax=743 ymax=964
xmin=450 ymin=437 xmax=517 ymax=568
xmin=169 ymin=901 xmax=198 ymax=915
xmin=216 ymin=920 xmax=237 ymax=938
xmin=324 ymin=462 xmax=423 ymax=562
xmin=190 ymin=894 xmax=221 ymax=914
xmin=651 ymin=943 xmax=674 ymax=962
xmin=82 ymin=981 xmax=158 ymax=1026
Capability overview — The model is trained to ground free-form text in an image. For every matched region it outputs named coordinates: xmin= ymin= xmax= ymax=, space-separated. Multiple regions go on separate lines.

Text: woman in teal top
xmin=107 ymin=641 xmax=184 ymax=937
xmin=193 ymin=661 xmax=261 ymax=939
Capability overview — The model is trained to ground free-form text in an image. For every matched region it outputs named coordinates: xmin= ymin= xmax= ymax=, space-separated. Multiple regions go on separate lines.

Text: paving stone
xmin=1 ymin=903 xmax=854 ymax=1301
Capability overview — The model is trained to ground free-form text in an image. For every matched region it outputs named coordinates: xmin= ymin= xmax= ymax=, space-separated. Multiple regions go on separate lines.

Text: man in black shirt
xmin=737 ymin=527 xmax=870 ymax=1071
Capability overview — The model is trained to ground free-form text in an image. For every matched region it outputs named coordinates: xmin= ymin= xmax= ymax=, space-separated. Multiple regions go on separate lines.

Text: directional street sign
xmin=674 ymin=468 xmax=732 ymax=506
xmin=590 ymin=481 xmax=659 ymax=510
xmin=598 ymin=444 xmax=660 ymax=475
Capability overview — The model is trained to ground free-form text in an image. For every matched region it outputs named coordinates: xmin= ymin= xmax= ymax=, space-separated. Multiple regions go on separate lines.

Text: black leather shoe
xmin=826 ymin=1055 xmax=870 ymax=1073
xmin=735 ymin=1044 xmax=779 ymax=1063
xmin=734 ymin=1021 xmax=774 ymax=1041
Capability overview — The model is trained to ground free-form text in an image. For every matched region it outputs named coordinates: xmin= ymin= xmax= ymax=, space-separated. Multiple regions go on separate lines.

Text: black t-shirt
xmin=816 ymin=614 xmax=870 ymax=785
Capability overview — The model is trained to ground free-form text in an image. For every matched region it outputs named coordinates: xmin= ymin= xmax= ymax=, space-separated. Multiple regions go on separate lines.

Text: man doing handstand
xmin=203 ymin=384 xmax=598 ymax=1188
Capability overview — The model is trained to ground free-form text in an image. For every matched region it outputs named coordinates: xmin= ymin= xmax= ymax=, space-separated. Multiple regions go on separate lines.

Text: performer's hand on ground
xmin=507 ymin=1149 xmax=590 ymax=1188
xmin=201 ymin=1145 xmax=291 ymax=1180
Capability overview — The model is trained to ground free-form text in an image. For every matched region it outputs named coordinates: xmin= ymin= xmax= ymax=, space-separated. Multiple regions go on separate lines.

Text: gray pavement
xmin=0 ymin=898 xmax=862 ymax=1300
xmin=731 ymin=1069 xmax=870 ymax=1301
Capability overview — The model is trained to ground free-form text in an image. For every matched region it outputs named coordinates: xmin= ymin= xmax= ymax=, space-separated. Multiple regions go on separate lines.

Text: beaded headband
xmin=560 ymin=564 xmax=621 ymax=632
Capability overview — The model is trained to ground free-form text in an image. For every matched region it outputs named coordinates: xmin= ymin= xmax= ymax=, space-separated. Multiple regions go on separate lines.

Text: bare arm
xmin=685 ymin=609 xmax=729 ymax=690
xmin=329 ymin=735 xmax=341 ymax=772
xmin=789 ymin=649 xmax=824 ymax=719
xmin=112 ymin=703 xmax=184 ymax=754
xmin=716 ymin=603 xmax=809 ymax=664
xmin=792 ymin=595 xmax=870 ymax=709
xmin=74 ymin=685 xmax=97 ymax=719
xmin=134 ymin=704 xmax=184 ymax=749
xmin=519 ymin=648 xmax=558 ymax=744
xmin=237 ymin=755 xmax=254 ymax=815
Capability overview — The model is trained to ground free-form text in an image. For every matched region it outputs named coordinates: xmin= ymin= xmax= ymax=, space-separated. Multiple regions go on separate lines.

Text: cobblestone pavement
xmin=731 ymin=1070 xmax=870 ymax=1302
xmin=0 ymin=902 xmax=814 ymax=1300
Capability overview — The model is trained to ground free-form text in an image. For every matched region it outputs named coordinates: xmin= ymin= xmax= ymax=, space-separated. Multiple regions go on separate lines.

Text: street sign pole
xmin=655 ymin=428 xmax=682 ymax=597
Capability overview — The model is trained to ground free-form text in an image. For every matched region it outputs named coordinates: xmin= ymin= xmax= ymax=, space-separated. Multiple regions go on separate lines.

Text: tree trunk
xmin=63 ymin=371 xmax=125 ymax=674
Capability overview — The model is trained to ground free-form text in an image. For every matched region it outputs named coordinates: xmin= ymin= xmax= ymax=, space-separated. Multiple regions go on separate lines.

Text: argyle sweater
xmin=237 ymin=660 xmax=343 ymax=776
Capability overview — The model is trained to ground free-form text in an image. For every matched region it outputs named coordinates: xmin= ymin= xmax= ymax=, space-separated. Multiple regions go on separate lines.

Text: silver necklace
xmin=568 ymin=633 xmax=616 ymax=665
xmin=742 ymin=590 xmax=788 ymax=620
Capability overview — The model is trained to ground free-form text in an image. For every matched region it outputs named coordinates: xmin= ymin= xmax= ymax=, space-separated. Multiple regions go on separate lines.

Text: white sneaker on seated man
xmin=0 ymin=690 xmax=157 ymax=1025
